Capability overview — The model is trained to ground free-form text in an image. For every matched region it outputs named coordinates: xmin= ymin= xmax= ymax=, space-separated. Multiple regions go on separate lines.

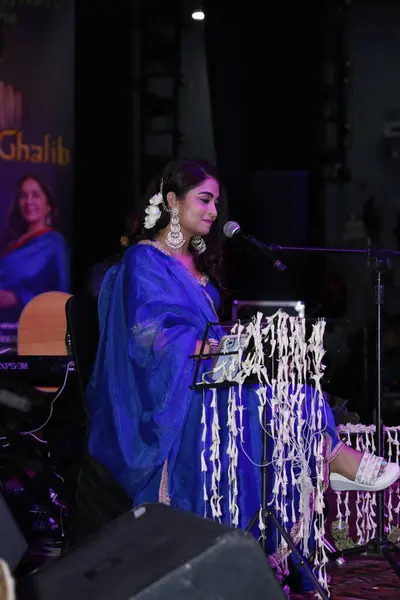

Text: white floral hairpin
xmin=144 ymin=192 xmax=164 ymax=229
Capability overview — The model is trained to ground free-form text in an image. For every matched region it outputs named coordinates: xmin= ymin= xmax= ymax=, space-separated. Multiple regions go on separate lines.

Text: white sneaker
xmin=330 ymin=452 xmax=400 ymax=492
xmin=0 ymin=559 xmax=15 ymax=600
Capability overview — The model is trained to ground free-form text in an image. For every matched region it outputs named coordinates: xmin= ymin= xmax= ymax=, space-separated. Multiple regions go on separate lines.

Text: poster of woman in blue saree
xmin=0 ymin=174 xmax=70 ymax=353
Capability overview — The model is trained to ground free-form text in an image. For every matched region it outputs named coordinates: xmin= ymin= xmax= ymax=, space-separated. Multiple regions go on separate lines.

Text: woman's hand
xmin=194 ymin=340 xmax=211 ymax=355
xmin=0 ymin=290 xmax=18 ymax=308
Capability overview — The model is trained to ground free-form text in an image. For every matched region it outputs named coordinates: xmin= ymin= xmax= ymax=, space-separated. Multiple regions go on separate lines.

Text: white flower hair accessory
xmin=143 ymin=186 xmax=165 ymax=230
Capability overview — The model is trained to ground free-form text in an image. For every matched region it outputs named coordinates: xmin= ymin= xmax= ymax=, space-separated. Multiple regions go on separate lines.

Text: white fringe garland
xmin=200 ymin=311 xmax=400 ymax=597
xmin=201 ymin=309 xmax=331 ymax=595
xmin=209 ymin=387 xmax=222 ymax=520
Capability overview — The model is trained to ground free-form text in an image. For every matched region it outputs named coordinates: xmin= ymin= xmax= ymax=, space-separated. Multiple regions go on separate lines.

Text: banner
xmin=0 ymin=0 xmax=74 ymax=353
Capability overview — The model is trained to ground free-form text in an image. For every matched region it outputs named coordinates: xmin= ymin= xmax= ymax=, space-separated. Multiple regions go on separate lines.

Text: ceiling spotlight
xmin=192 ymin=11 xmax=205 ymax=20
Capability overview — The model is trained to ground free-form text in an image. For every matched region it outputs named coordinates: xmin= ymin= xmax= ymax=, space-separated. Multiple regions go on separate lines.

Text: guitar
xmin=17 ymin=291 xmax=72 ymax=392
xmin=17 ymin=291 xmax=72 ymax=357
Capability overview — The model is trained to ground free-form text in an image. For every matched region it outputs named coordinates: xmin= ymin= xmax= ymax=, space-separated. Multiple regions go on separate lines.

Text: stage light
xmin=192 ymin=11 xmax=205 ymax=20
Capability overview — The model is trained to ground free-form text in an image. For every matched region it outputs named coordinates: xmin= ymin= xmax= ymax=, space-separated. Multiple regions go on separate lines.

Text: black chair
xmin=64 ymin=294 xmax=131 ymax=547
xmin=65 ymin=294 xmax=100 ymax=411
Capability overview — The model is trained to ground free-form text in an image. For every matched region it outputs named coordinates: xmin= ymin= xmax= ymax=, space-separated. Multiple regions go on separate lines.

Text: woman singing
xmin=85 ymin=159 xmax=399 ymax=592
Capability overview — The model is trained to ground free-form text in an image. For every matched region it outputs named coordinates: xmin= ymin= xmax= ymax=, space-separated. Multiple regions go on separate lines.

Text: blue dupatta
xmin=0 ymin=229 xmax=70 ymax=351
xmin=86 ymin=242 xmax=223 ymax=505
xmin=0 ymin=229 xmax=70 ymax=315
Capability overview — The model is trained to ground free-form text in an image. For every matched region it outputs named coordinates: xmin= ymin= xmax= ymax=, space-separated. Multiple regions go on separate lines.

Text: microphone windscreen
xmin=223 ymin=221 xmax=241 ymax=238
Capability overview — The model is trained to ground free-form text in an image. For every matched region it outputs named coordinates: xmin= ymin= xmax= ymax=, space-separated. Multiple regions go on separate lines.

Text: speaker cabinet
xmin=18 ymin=503 xmax=285 ymax=599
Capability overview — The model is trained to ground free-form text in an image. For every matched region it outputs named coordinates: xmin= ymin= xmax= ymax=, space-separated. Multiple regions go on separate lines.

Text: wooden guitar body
xmin=17 ymin=291 xmax=71 ymax=357
xmin=17 ymin=291 xmax=72 ymax=392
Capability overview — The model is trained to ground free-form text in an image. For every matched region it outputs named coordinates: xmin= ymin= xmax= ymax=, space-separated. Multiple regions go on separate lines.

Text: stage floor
xmin=292 ymin=555 xmax=400 ymax=599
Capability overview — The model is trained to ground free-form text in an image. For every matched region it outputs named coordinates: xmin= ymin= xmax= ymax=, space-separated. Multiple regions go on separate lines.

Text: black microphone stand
xmin=267 ymin=242 xmax=400 ymax=576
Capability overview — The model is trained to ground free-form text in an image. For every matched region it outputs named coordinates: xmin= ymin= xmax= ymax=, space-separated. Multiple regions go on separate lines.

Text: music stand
xmin=189 ymin=319 xmax=329 ymax=600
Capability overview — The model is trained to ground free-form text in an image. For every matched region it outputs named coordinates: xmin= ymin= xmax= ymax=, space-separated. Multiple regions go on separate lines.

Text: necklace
xmin=138 ymin=239 xmax=219 ymax=320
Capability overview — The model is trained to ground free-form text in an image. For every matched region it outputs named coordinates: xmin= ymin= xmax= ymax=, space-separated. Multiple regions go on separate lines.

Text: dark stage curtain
xmin=203 ymin=3 xmax=326 ymax=309
xmin=73 ymin=2 xmax=134 ymax=292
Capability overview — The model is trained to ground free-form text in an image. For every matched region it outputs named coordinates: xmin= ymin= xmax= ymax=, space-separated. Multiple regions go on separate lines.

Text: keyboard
xmin=0 ymin=355 xmax=74 ymax=387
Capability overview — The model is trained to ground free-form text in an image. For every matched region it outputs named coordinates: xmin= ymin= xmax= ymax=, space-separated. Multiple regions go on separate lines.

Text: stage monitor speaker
xmin=18 ymin=502 xmax=286 ymax=599
xmin=0 ymin=486 xmax=28 ymax=571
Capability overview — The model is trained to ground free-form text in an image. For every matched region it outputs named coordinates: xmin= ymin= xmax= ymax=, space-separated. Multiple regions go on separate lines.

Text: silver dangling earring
xmin=191 ymin=235 xmax=206 ymax=255
xmin=166 ymin=207 xmax=185 ymax=249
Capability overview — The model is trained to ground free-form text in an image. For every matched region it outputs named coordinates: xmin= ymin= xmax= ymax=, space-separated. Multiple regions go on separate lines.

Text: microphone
xmin=223 ymin=221 xmax=287 ymax=272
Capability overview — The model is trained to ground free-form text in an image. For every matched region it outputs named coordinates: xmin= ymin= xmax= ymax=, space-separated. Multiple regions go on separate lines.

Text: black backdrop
xmin=73 ymin=2 xmax=134 ymax=292
xmin=73 ymin=1 xmax=326 ymax=308
xmin=203 ymin=2 xmax=326 ymax=310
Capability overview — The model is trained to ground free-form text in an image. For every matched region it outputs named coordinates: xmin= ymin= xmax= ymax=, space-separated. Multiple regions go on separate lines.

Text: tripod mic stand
xmin=326 ymin=250 xmax=400 ymax=575
xmin=268 ymin=242 xmax=400 ymax=576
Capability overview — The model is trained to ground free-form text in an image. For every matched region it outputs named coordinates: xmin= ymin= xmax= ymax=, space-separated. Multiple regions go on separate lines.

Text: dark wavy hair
xmin=135 ymin=159 xmax=228 ymax=292
xmin=0 ymin=174 xmax=60 ymax=254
